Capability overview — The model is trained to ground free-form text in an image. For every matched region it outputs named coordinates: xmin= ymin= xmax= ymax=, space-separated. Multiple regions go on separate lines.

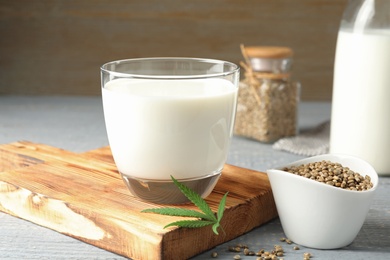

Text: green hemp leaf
xmin=141 ymin=176 xmax=228 ymax=235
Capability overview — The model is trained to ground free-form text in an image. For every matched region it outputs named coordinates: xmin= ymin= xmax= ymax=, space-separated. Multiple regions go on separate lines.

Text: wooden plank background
xmin=0 ymin=0 xmax=347 ymax=100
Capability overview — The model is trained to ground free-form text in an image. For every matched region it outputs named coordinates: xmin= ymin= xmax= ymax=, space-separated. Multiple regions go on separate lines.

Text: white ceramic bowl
xmin=266 ymin=154 xmax=378 ymax=249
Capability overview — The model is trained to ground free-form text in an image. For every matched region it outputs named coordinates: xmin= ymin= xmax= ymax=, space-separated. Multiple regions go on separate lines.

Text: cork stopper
xmin=240 ymin=44 xmax=294 ymax=79
xmin=244 ymin=46 xmax=294 ymax=59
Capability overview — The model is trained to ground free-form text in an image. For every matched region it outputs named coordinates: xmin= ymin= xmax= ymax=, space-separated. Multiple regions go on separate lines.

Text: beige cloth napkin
xmin=272 ymin=121 xmax=330 ymax=156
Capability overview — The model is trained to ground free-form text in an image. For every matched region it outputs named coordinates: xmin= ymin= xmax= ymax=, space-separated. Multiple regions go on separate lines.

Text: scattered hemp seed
xmin=274 ymin=244 xmax=284 ymax=255
xmin=243 ymin=248 xmax=255 ymax=256
xmin=256 ymin=249 xmax=265 ymax=256
xmin=227 ymin=242 xmax=315 ymax=259
xmin=228 ymin=246 xmax=241 ymax=252
xmin=211 ymin=251 xmax=218 ymax=258
xmin=283 ymin=160 xmax=373 ymax=191
xmin=248 ymin=251 xmax=256 ymax=256
xmin=236 ymin=243 xmax=249 ymax=249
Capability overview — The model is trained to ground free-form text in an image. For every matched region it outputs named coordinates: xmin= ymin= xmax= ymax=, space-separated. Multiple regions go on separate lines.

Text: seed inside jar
xmin=282 ymin=160 xmax=373 ymax=191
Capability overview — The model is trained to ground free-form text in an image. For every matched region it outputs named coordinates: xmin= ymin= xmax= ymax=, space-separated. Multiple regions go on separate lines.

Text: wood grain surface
xmin=0 ymin=141 xmax=277 ymax=260
xmin=0 ymin=0 xmax=348 ymax=100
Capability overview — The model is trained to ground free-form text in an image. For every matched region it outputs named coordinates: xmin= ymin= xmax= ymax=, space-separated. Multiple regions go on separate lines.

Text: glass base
xmin=120 ymin=172 xmax=221 ymax=204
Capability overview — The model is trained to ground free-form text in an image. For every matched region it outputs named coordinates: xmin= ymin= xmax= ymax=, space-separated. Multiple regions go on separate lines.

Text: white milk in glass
xmin=102 ymin=78 xmax=237 ymax=180
xmin=330 ymin=29 xmax=390 ymax=174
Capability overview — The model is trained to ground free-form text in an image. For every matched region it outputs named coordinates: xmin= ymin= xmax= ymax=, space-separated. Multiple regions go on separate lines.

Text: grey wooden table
xmin=0 ymin=96 xmax=389 ymax=259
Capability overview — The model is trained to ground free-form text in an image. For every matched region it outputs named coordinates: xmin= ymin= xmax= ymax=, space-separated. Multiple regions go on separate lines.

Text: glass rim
xmin=100 ymin=57 xmax=240 ymax=80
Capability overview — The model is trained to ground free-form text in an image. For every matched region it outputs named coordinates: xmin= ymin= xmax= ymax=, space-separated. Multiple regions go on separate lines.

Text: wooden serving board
xmin=0 ymin=141 xmax=277 ymax=259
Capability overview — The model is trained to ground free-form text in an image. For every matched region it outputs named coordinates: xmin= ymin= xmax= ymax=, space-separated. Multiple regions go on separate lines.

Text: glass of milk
xmin=101 ymin=58 xmax=240 ymax=204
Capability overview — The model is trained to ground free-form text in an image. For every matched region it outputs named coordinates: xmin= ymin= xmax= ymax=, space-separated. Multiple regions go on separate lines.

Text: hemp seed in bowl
xmin=282 ymin=160 xmax=373 ymax=191
xmin=267 ymin=154 xmax=378 ymax=249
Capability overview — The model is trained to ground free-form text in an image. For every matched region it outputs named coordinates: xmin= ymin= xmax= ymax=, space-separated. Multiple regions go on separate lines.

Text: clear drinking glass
xmin=101 ymin=58 xmax=240 ymax=204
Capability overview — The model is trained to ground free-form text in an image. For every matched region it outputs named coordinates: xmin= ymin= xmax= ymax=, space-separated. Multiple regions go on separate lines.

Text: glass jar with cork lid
xmin=234 ymin=45 xmax=300 ymax=142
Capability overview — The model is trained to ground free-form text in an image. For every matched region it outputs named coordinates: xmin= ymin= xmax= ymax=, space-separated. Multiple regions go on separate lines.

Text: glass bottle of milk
xmin=330 ymin=0 xmax=390 ymax=175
